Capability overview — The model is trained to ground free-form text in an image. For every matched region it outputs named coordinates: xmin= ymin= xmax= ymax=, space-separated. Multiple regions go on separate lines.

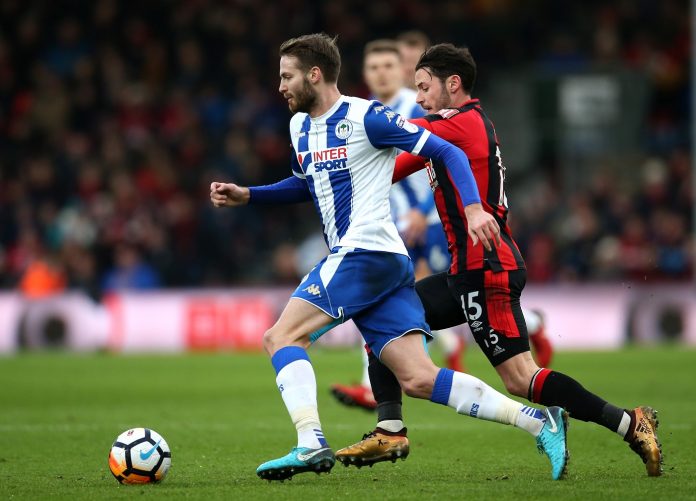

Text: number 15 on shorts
xmin=460 ymin=292 xmax=499 ymax=347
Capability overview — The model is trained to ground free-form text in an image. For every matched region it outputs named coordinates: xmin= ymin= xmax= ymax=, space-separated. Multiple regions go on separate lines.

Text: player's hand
xmin=464 ymin=203 xmax=501 ymax=252
xmin=210 ymin=182 xmax=250 ymax=207
xmin=401 ymin=209 xmax=428 ymax=247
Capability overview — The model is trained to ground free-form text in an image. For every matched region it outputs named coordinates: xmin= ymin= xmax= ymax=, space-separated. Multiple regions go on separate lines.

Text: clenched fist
xmin=210 ymin=182 xmax=250 ymax=207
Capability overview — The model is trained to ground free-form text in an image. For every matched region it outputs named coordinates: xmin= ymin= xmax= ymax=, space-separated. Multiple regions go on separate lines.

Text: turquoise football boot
xmin=536 ymin=406 xmax=570 ymax=480
xmin=256 ymin=447 xmax=335 ymax=481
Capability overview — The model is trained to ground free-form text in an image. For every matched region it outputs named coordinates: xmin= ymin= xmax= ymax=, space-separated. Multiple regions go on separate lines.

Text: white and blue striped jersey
xmin=386 ymin=88 xmax=441 ymax=227
xmin=289 ymin=95 xmax=432 ymax=255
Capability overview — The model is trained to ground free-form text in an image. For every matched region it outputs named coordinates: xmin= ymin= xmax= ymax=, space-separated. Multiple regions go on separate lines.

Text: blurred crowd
xmin=0 ymin=0 xmax=691 ymax=300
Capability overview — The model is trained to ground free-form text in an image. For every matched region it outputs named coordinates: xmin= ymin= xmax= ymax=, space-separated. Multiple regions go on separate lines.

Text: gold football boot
xmin=626 ymin=406 xmax=663 ymax=476
xmin=336 ymin=429 xmax=409 ymax=468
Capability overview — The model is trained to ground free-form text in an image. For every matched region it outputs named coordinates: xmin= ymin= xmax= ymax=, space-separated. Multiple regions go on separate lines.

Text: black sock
xmin=535 ymin=370 xmax=625 ymax=432
xmin=367 ymin=350 xmax=403 ymax=423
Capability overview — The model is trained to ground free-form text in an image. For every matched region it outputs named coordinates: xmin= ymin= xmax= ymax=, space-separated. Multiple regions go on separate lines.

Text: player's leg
xmin=422 ymin=223 xmax=465 ymax=372
xmin=257 ymin=248 xmax=377 ymax=481
xmin=466 ymin=268 xmax=662 ymax=477
xmin=370 ymin=271 xmax=465 ymax=431
xmin=256 ymin=297 xmax=338 ymax=481
xmin=336 ymin=271 xmax=465 ymax=465
xmin=343 ymin=284 xmax=568 ymax=479
xmin=380 ymin=332 xmax=569 ymax=480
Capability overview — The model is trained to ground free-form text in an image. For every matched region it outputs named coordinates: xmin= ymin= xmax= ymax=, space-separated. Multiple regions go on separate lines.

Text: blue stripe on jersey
xmin=298 ymin=115 xmax=311 ymax=152
xmin=297 ymin=115 xmax=312 ymax=174
xmin=329 ymin=169 xmax=353 ymax=239
xmin=325 ymin=102 xmax=354 ymax=239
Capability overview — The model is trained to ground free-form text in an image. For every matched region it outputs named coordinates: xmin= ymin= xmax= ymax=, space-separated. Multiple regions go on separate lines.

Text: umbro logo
xmin=470 ymin=320 xmax=482 ymax=329
xmin=303 ymin=284 xmax=321 ymax=296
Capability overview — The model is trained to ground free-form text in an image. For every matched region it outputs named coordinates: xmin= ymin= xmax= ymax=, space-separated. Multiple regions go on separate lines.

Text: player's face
xmin=415 ymin=68 xmax=450 ymax=112
xmin=279 ymin=55 xmax=317 ymax=113
xmin=363 ymin=52 xmax=403 ymax=101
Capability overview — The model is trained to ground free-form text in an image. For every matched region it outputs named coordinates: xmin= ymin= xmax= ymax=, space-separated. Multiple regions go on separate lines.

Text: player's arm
xmin=210 ymin=150 xmax=311 ymax=207
xmin=418 ymin=134 xmax=501 ymax=250
xmin=365 ymin=103 xmax=500 ymax=250
xmin=392 ymin=117 xmax=432 ymax=183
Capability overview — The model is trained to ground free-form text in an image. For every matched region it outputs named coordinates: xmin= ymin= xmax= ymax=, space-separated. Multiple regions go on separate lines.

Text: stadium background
xmin=0 ymin=0 xmax=692 ymax=352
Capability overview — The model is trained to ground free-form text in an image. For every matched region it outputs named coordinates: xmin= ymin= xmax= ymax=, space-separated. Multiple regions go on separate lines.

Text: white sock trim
xmin=377 ymin=420 xmax=404 ymax=433
xmin=617 ymin=411 xmax=631 ymax=438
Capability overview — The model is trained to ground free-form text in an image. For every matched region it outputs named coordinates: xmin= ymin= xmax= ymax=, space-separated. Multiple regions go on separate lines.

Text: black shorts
xmin=416 ymin=268 xmax=530 ymax=366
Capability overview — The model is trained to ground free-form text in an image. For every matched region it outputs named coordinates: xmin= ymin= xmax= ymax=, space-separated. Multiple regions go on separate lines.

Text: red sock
xmin=528 ymin=368 xmax=552 ymax=403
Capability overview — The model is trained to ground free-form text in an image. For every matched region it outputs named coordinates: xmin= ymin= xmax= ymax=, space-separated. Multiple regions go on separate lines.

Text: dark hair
xmin=364 ymin=39 xmax=400 ymax=58
xmin=279 ymin=33 xmax=341 ymax=83
xmin=415 ymin=43 xmax=477 ymax=94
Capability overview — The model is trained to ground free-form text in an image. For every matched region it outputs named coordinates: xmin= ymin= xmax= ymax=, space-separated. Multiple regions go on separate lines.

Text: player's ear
xmin=447 ymin=75 xmax=461 ymax=93
xmin=308 ymin=66 xmax=321 ymax=83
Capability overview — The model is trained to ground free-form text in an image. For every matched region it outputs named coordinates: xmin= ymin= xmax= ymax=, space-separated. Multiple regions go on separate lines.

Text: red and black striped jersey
xmin=394 ymin=98 xmax=525 ymax=274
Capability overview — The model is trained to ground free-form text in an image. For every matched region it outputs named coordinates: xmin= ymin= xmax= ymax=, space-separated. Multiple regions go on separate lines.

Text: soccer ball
xmin=108 ymin=428 xmax=171 ymax=484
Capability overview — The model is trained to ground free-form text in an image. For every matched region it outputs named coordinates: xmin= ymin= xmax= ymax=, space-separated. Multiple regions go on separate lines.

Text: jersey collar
xmin=310 ymin=95 xmax=346 ymax=122
xmin=453 ymin=98 xmax=479 ymax=108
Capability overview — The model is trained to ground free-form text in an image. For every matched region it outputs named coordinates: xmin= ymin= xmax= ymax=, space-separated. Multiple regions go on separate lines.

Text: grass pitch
xmin=1 ymin=345 xmax=694 ymax=500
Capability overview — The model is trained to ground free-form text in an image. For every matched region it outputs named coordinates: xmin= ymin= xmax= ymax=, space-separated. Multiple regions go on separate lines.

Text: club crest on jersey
xmin=335 ymin=119 xmax=353 ymax=139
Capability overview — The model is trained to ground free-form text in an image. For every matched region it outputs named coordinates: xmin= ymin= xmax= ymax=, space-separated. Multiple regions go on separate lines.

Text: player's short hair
xmin=364 ymin=39 xmax=401 ymax=59
xmin=279 ymin=33 xmax=341 ymax=83
xmin=416 ymin=43 xmax=477 ymax=94
xmin=396 ymin=30 xmax=431 ymax=50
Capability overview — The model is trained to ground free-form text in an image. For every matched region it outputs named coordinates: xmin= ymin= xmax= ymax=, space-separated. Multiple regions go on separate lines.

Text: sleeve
xmin=417 ymin=133 xmax=480 ymax=206
xmin=363 ymin=102 xmax=432 ymax=155
xmin=393 ymin=152 xmax=428 ymax=183
xmin=248 ymin=175 xmax=311 ymax=204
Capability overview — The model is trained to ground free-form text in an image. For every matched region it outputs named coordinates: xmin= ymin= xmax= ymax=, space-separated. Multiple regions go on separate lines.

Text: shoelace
xmin=361 ymin=430 xmax=377 ymax=441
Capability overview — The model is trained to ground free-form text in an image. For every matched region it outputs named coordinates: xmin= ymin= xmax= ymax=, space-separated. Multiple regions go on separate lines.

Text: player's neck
xmin=451 ymin=93 xmax=473 ymax=108
xmin=308 ymin=86 xmax=342 ymax=118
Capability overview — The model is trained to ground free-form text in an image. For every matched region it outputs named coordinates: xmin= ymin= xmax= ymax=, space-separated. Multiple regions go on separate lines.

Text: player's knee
xmin=399 ymin=372 xmax=434 ymax=399
xmin=262 ymin=327 xmax=279 ymax=355
xmin=262 ymin=326 xmax=292 ymax=355
xmin=262 ymin=326 xmax=311 ymax=355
